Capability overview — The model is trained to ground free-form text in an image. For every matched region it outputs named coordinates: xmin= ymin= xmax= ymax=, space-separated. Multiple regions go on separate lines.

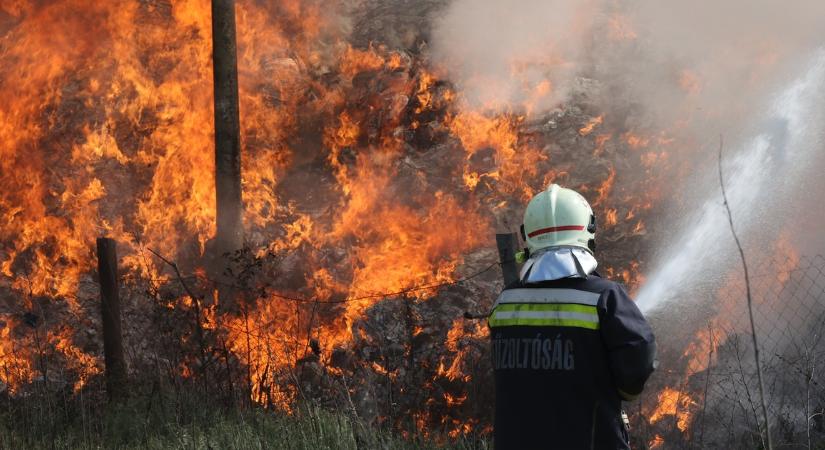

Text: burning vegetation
xmin=2 ymin=0 xmax=825 ymax=448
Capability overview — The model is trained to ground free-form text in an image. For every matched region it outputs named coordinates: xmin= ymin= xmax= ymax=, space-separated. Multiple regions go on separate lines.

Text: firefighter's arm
xmin=599 ymin=285 xmax=657 ymax=401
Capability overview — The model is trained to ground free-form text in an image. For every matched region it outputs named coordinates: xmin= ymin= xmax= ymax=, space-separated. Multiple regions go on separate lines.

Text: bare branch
xmin=718 ymin=135 xmax=773 ymax=450
xmin=698 ymin=322 xmax=716 ymax=449
xmin=146 ymin=248 xmax=199 ymax=301
xmin=147 ymin=247 xmax=208 ymax=376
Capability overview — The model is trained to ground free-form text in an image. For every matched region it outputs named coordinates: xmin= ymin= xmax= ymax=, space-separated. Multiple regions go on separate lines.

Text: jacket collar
xmin=519 ymin=246 xmax=598 ymax=283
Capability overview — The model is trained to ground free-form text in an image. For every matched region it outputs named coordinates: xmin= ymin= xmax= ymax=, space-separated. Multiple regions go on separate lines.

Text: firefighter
xmin=489 ymin=184 xmax=656 ymax=449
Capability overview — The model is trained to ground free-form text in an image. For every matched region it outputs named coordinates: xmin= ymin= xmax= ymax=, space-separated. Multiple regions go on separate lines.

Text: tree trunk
xmin=97 ymin=237 xmax=127 ymax=402
xmin=211 ymin=0 xmax=243 ymax=309
xmin=211 ymin=0 xmax=243 ymax=257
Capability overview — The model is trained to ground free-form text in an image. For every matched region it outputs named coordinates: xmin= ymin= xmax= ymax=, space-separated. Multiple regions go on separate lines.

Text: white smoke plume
xmin=430 ymin=0 xmax=825 ymax=312
xmin=430 ymin=0 xmax=825 ymax=123
xmin=428 ymin=0 xmax=594 ymax=112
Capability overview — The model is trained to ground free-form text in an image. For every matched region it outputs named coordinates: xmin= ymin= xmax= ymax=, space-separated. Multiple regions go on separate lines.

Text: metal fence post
xmin=496 ymin=233 xmax=519 ymax=286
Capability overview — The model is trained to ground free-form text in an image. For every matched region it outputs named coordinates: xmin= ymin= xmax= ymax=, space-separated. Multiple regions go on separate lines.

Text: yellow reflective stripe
xmin=488 ymin=303 xmax=600 ymax=329
xmin=494 ymin=303 xmax=597 ymax=315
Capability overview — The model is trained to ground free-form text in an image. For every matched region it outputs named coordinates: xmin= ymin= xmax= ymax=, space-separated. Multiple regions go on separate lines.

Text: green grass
xmin=0 ymin=392 xmax=488 ymax=450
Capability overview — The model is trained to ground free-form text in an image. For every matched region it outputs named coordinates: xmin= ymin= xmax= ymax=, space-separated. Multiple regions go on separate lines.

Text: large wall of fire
xmin=0 ymin=0 xmax=674 ymax=440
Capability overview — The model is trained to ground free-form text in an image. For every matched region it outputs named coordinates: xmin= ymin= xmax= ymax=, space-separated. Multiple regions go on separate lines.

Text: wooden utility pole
xmin=97 ymin=238 xmax=127 ymax=401
xmin=211 ymin=0 xmax=243 ymax=259
xmin=496 ymin=233 xmax=519 ymax=286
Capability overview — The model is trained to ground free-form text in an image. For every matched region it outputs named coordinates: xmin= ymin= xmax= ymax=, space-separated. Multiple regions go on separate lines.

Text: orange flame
xmin=0 ymin=1 xmax=677 ymax=438
xmin=649 ymin=386 xmax=693 ymax=432
xmin=579 ymin=115 xmax=603 ymax=136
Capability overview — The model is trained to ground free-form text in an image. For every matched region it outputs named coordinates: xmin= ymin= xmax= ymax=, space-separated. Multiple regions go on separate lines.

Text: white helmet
xmin=521 ymin=184 xmax=596 ymax=255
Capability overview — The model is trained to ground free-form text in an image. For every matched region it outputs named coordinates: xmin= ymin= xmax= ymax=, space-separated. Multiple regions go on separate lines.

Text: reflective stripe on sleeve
xmin=488 ymin=303 xmax=600 ymax=329
xmin=494 ymin=288 xmax=601 ymax=307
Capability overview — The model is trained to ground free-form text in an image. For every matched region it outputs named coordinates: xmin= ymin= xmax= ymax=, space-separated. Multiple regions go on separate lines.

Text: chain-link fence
xmin=639 ymin=254 xmax=825 ymax=449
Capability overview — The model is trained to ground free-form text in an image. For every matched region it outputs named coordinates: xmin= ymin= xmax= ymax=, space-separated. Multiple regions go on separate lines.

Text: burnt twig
xmin=698 ymin=323 xmax=716 ymax=449
xmin=718 ymin=135 xmax=773 ymax=450
xmin=146 ymin=248 xmax=209 ymax=379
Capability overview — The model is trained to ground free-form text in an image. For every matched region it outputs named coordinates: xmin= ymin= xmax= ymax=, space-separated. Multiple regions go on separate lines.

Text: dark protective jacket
xmin=489 ymin=273 xmax=656 ymax=449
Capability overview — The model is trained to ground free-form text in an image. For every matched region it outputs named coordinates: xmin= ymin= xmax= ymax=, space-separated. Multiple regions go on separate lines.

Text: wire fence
xmin=0 ymin=246 xmax=503 ymax=439
xmin=6 ymin=247 xmax=825 ymax=447
xmin=641 ymin=254 xmax=825 ymax=449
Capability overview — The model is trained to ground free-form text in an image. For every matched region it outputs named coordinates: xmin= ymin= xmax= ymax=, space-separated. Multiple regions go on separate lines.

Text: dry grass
xmin=0 ymin=389 xmax=488 ymax=450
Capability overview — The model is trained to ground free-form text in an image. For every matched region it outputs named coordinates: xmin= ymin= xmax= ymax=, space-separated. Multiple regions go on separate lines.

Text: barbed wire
xmin=0 ymin=256 xmax=503 ymax=350
xmin=216 ymin=260 xmax=503 ymax=305
xmin=200 ymin=260 xmax=502 ymax=337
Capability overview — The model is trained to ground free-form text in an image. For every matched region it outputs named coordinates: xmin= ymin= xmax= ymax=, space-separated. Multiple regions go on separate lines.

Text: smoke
xmin=431 ymin=0 xmax=825 ymax=124
xmin=430 ymin=0 xmax=825 ymax=306
xmin=428 ymin=0 xmax=595 ymax=112
xmin=604 ymin=0 xmax=825 ymax=135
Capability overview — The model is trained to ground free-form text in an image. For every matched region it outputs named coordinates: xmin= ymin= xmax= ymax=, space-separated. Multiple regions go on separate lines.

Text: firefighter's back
xmin=490 ymin=184 xmax=656 ymax=448
xmin=490 ymin=275 xmax=630 ymax=450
